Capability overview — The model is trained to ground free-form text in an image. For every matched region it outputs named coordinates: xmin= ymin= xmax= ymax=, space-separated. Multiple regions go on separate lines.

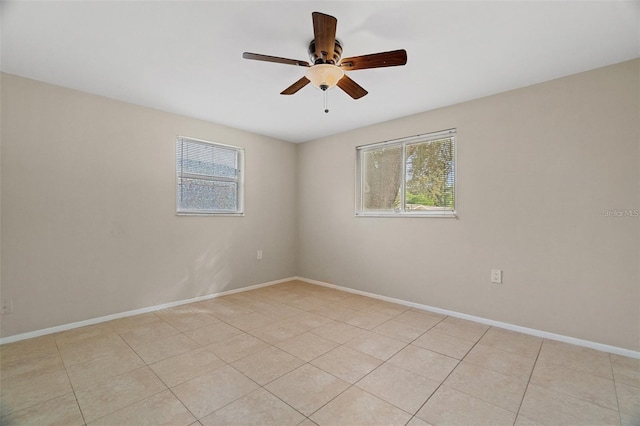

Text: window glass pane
xmin=181 ymin=142 xmax=238 ymax=178
xmin=176 ymin=137 xmax=243 ymax=214
xmin=356 ymin=129 xmax=456 ymax=217
xmin=178 ymin=178 xmax=238 ymax=212
xmin=405 ymin=137 xmax=455 ymax=211
xmin=362 ymin=145 xmax=403 ymax=211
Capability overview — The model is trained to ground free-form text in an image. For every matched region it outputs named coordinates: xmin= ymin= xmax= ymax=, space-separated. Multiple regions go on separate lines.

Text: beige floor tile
xmin=0 ymin=349 xmax=64 ymax=381
xmin=265 ymin=364 xmax=350 ymax=416
xmin=248 ymin=319 xmax=311 ymax=344
xmin=345 ymin=309 xmax=396 ymax=330
xmin=184 ymin=322 xmax=243 ymax=346
xmin=66 ymin=346 xmax=145 ymax=390
xmin=309 ymin=304 xmax=359 ymax=322
xmin=150 ymin=348 xmax=225 ymax=387
xmin=276 ymin=331 xmax=339 ymax=362
xmin=537 ymin=339 xmax=612 ymax=379
xmin=200 ymin=388 xmax=305 ymax=426
xmin=356 ymin=362 xmax=439 ymax=414
xmin=206 ymin=332 xmax=271 ymax=363
xmin=518 ymin=383 xmax=620 ymax=425
xmin=388 ymin=344 xmax=458 ymax=383
xmin=345 ymin=331 xmax=406 ymax=360
xmin=612 ymin=354 xmax=640 ymax=387
xmin=224 ymin=311 xmax=277 ymax=332
xmin=219 ymin=291 xmax=267 ymax=306
xmin=312 ymin=287 xmax=353 ymax=304
xmin=463 ymin=343 xmax=536 ymax=380
xmin=89 ymin=389 xmax=196 ymax=425
xmin=128 ymin=332 xmax=201 ymax=364
xmin=369 ymin=300 xmax=410 ymax=317
xmin=622 ymin=413 xmax=640 ymax=426
xmin=256 ymin=301 xmax=306 ymax=319
xmin=478 ymin=327 xmax=542 ymax=359
xmin=310 ymin=321 xmax=366 ymax=344
xmin=264 ymin=288 xmax=303 ymax=303
xmin=444 ymin=361 xmax=528 ymax=412
xmin=413 ymin=330 xmax=475 ymax=359
xmin=54 ymin=323 xmax=116 ymax=347
xmin=406 ymin=416 xmax=434 ymax=426
xmin=616 ymin=381 xmax=640 ymax=418
xmin=334 ymin=294 xmax=380 ymax=311
xmin=58 ymin=333 xmax=131 ymax=366
xmin=430 ymin=317 xmax=489 ymax=343
xmin=0 ymin=392 xmax=83 ymax=426
xmin=118 ymin=320 xmax=181 ymax=346
xmin=156 ymin=306 xmax=220 ymax=332
xmin=75 ymin=366 xmax=166 ymax=422
xmin=109 ymin=312 xmax=162 ymax=332
xmin=394 ymin=309 xmax=445 ymax=329
xmin=231 ymin=346 xmax=304 ymax=385
xmin=416 ymin=386 xmax=516 ymax=426
xmin=373 ymin=319 xmax=429 ymax=343
xmin=4 ymin=282 xmax=634 ymax=425
xmin=0 ymin=368 xmax=72 ymax=414
xmin=290 ymin=312 xmax=334 ymax=329
xmin=514 ymin=415 xmax=546 ymax=426
xmin=530 ymin=364 xmax=618 ymax=410
xmin=286 ymin=295 xmax=331 ymax=311
xmin=171 ymin=365 xmax=259 ymax=419
xmin=311 ymin=386 xmax=412 ymax=426
xmin=203 ymin=299 xmax=256 ymax=321
xmin=311 ymin=346 xmax=382 ymax=384
xmin=0 ymin=335 xmax=58 ymax=360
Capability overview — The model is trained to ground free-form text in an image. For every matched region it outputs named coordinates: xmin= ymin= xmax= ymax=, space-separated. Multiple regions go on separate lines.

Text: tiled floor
xmin=1 ymin=280 xmax=639 ymax=425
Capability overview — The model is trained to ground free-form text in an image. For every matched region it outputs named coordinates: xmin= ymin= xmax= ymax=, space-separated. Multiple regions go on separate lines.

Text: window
xmin=356 ymin=129 xmax=456 ymax=217
xmin=176 ymin=136 xmax=244 ymax=215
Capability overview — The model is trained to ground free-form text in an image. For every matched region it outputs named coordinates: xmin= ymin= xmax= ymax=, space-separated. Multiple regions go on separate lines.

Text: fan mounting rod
xmin=308 ymin=39 xmax=343 ymax=64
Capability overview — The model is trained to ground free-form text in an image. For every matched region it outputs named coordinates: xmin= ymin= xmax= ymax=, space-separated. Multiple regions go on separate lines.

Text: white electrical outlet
xmin=1 ymin=299 xmax=13 ymax=315
xmin=491 ymin=269 xmax=502 ymax=284
xmin=257 ymin=250 xmax=263 ymax=260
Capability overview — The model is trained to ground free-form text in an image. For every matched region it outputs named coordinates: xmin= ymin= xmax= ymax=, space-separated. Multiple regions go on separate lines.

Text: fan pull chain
xmin=324 ymin=89 xmax=329 ymax=113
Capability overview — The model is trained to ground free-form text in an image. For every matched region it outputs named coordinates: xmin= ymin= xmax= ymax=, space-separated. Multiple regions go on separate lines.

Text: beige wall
xmin=297 ymin=60 xmax=640 ymax=351
xmin=0 ymin=74 xmax=297 ymax=337
xmin=2 ymin=61 xmax=639 ymax=351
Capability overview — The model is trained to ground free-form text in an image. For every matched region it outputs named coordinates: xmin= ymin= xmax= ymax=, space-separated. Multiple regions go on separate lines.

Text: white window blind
xmin=176 ymin=136 xmax=244 ymax=215
xmin=356 ymin=129 xmax=456 ymax=217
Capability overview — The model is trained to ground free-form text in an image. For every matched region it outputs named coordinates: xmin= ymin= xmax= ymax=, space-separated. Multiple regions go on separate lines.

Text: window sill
xmin=355 ymin=211 xmax=457 ymax=218
xmin=176 ymin=212 xmax=245 ymax=217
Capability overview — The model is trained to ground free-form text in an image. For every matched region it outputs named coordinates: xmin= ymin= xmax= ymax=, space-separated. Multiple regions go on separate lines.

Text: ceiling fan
xmin=243 ymin=11 xmax=407 ymax=112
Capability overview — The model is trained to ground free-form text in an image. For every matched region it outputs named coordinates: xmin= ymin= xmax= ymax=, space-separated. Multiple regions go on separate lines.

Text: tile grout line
xmin=609 ymin=352 xmax=624 ymax=426
xmin=512 ymin=336 xmax=544 ymax=424
xmin=52 ymin=334 xmax=89 ymax=426
xmin=407 ymin=324 xmax=492 ymax=425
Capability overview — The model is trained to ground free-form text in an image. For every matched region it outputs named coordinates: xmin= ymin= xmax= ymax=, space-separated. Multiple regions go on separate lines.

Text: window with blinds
xmin=176 ymin=136 xmax=244 ymax=215
xmin=356 ymin=129 xmax=456 ymax=217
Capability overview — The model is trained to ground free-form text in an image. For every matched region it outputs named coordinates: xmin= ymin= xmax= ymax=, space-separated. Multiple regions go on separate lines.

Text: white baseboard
xmin=3 ymin=275 xmax=639 ymax=360
xmin=294 ymin=276 xmax=640 ymax=359
xmin=0 ymin=277 xmax=296 ymax=345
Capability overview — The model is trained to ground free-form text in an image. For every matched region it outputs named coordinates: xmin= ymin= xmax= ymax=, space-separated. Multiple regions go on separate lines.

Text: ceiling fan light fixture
xmin=305 ymin=64 xmax=344 ymax=90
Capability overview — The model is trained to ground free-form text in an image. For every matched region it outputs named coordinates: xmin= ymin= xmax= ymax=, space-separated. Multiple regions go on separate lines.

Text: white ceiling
xmin=2 ymin=1 xmax=638 ymax=143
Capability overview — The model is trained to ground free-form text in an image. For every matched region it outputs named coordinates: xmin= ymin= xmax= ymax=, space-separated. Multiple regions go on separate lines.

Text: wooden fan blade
xmin=339 ymin=49 xmax=407 ymax=71
xmin=337 ymin=75 xmax=368 ymax=99
xmin=243 ymin=52 xmax=310 ymax=67
xmin=281 ymin=76 xmax=311 ymax=95
xmin=312 ymin=12 xmax=337 ymax=62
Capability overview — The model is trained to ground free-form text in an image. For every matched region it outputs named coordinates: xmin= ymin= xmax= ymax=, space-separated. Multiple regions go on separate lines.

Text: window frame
xmin=355 ymin=129 xmax=457 ymax=218
xmin=176 ymin=135 xmax=245 ymax=216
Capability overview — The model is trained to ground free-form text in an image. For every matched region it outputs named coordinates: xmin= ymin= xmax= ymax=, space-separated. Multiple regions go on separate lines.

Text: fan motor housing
xmin=308 ymin=39 xmax=343 ymax=65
